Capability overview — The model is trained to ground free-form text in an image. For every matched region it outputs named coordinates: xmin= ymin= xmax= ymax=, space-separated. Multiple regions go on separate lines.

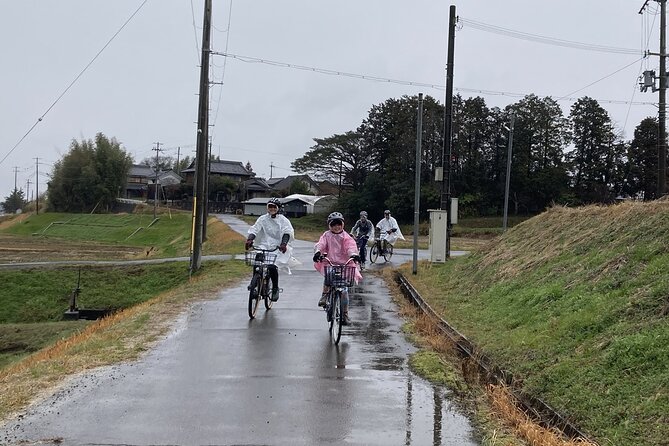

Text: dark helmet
xmin=359 ymin=211 xmax=368 ymax=218
xmin=267 ymin=197 xmax=282 ymax=208
xmin=327 ymin=211 xmax=345 ymax=226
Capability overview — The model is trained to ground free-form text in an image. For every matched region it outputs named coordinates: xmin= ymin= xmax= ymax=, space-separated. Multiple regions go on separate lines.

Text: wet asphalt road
xmin=0 ymin=215 xmax=476 ymax=446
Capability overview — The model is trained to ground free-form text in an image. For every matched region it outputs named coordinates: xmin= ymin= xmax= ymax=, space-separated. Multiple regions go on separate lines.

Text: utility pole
xmin=640 ymin=0 xmax=667 ymax=197
xmin=153 ymin=142 xmax=162 ymax=219
xmin=413 ymin=93 xmax=424 ymax=275
xmin=26 ymin=179 xmax=31 ymax=203
xmin=441 ymin=5 xmax=457 ymax=259
xmin=176 ymin=147 xmax=181 ymax=175
xmin=12 ymin=167 xmax=19 ymax=190
xmin=203 ymin=138 xmax=212 ymax=240
xmin=34 ymin=157 xmax=39 ymax=215
xmin=270 ymin=162 xmax=275 ymax=179
xmin=503 ymin=115 xmax=515 ymax=231
xmin=190 ymin=0 xmax=212 ymax=274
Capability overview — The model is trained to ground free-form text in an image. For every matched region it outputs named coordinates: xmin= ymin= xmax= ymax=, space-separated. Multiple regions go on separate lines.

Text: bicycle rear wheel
xmin=330 ymin=291 xmax=343 ymax=345
xmin=248 ymin=274 xmax=261 ymax=319
xmin=369 ymin=243 xmax=379 ymax=263
xmin=383 ymin=244 xmax=393 ymax=262
xmin=263 ymin=275 xmax=274 ymax=310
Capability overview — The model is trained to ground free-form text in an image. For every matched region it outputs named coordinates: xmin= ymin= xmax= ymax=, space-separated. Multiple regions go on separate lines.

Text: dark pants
xmin=268 ymin=264 xmax=278 ymax=289
xmin=356 ymin=236 xmax=369 ymax=263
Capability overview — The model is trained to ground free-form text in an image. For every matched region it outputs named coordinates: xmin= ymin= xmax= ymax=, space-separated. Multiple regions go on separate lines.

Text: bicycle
xmin=368 ymin=229 xmax=393 ymax=263
xmin=354 ymin=235 xmax=369 ymax=271
xmin=245 ymin=247 xmax=280 ymax=319
xmin=320 ymin=256 xmax=357 ymax=345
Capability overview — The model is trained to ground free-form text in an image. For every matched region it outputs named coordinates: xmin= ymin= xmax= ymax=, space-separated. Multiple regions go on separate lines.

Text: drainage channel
xmin=395 ymin=271 xmax=597 ymax=445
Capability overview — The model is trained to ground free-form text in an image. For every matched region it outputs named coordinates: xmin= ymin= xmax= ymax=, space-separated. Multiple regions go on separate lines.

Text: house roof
xmin=243 ymin=178 xmax=272 ymax=191
xmin=269 ymin=175 xmax=317 ymax=191
xmin=129 ymin=164 xmax=155 ymax=178
xmin=182 ymin=160 xmax=253 ymax=176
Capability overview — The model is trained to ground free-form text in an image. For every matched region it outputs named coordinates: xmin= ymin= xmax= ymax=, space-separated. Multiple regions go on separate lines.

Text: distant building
xmin=267 ymin=175 xmax=321 ymax=196
xmin=242 ymin=194 xmax=337 ymax=217
xmin=125 ymin=164 xmax=182 ymax=200
xmin=181 ymin=160 xmax=254 ymax=186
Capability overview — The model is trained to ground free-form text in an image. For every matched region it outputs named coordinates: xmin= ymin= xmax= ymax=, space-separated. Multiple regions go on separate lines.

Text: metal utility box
xmin=428 ymin=199 xmax=458 ymax=263
xmin=429 ymin=209 xmax=448 ymax=263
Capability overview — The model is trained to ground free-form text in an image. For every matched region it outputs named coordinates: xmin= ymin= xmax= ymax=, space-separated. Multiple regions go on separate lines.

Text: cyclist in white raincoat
xmin=376 ymin=209 xmax=404 ymax=254
xmin=245 ymin=197 xmax=295 ymax=301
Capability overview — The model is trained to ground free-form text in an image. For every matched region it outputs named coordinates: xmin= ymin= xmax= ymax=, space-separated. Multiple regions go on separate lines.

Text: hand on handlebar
xmin=313 ymin=251 xmax=324 ymax=262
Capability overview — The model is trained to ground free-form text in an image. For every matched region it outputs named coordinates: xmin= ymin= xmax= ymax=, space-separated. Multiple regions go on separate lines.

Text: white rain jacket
xmin=376 ymin=216 xmax=405 ymax=246
xmin=248 ymin=213 xmax=296 ymax=270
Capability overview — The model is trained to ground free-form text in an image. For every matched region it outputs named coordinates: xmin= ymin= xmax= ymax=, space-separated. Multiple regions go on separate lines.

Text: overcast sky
xmin=0 ymin=0 xmax=661 ymax=202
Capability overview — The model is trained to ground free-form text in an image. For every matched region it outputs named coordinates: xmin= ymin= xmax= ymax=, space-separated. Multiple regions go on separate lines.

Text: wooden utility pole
xmin=640 ymin=0 xmax=667 ymax=197
xmin=441 ymin=5 xmax=456 ymax=259
xmin=153 ymin=141 xmax=162 ymax=219
xmin=34 ymin=158 xmax=39 ymax=214
xmin=660 ymin=0 xmax=667 ymax=196
xmin=190 ymin=0 xmax=212 ymax=274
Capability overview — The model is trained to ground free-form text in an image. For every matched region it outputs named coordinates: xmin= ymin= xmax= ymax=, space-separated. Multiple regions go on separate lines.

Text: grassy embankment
xmin=399 ymin=202 xmax=669 ymax=446
xmin=0 ymin=210 xmax=248 ymax=421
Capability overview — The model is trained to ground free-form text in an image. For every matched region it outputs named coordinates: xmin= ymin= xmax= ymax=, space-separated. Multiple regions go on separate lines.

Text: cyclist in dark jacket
xmin=350 ymin=211 xmax=374 ymax=267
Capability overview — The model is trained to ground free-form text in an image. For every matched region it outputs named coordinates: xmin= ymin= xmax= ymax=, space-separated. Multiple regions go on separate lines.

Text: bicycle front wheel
xmin=248 ymin=274 xmax=261 ymax=319
xmin=369 ymin=243 xmax=379 ymax=263
xmin=330 ymin=291 xmax=343 ymax=345
xmin=263 ymin=275 xmax=274 ymax=310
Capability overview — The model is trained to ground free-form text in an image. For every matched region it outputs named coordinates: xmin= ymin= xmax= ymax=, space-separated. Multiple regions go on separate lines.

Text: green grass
xmin=0 ymin=321 xmax=90 ymax=368
xmin=401 ymin=203 xmax=669 ymax=446
xmin=0 ymin=263 xmax=195 ymax=324
xmin=3 ymin=212 xmax=193 ymax=257
xmin=0 ymin=261 xmax=248 ymax=370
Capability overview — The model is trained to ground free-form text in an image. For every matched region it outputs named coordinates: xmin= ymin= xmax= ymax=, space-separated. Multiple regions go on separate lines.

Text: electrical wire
xmin=190 ymin=0 xmax=201 ymax=64
xmin=557 ymin=57 xmax=645 ymax=100
xmin=459 ymin=17 xmax=643 ymax=55
xmin=217 ymin=52 xmax=657 ymax=106
xmin=210 ymin=0 xmax=234 ymax=140
xmin=0 ymin=0 xmax=150 ymax=168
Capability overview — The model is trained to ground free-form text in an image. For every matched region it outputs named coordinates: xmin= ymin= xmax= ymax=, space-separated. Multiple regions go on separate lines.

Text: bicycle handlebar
xmin=319 ymin=255 xmax=357 ymax=266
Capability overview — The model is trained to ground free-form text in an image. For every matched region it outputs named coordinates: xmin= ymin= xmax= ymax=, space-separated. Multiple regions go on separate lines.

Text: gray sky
xmin=0 ymin=0 xmax=660 ymax=201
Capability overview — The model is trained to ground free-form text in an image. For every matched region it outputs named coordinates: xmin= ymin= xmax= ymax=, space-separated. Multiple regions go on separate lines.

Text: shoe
xmin=270 ymin=288 xmax=280 ymax=301
xmin=318 ymin=294 xmax=327 ymax=307
xmin=342 ymin=312 xmax=351 ymax=326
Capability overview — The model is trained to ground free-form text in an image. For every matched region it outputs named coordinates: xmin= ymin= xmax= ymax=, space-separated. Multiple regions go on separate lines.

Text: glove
xmin=313 ymin=251 xmax=323 ymax=262
xmin=350 ymin=254 xmax=361 ymax=263
xmin=279 ymin=243 xmax=287 ymax=253
xmin=245 ymin=239 xmax=254 ymax=250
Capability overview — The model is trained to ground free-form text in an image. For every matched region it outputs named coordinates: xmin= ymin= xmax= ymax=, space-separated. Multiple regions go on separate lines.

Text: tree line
xmin=292 ymin=94 xmax=663 ymax=223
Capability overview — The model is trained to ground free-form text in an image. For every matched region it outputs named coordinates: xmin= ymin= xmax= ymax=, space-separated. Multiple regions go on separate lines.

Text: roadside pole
xmin=413 ymin=93 xmax=424 ymax=275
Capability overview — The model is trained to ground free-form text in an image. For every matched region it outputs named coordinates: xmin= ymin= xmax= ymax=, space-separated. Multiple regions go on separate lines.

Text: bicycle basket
xmin=245 ymin=251 xmax=278 ymax=266
xmin=324 ymin=265 xmax=357 ymax=287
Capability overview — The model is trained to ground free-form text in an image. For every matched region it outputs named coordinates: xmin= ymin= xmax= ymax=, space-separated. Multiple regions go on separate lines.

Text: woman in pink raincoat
xmin=312 ymin=212 xmax=362 ymax=325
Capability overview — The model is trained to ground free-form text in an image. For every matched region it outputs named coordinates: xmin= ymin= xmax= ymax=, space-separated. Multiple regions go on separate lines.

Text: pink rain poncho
xmin=314 ymin=230 xmax=363 ymax=283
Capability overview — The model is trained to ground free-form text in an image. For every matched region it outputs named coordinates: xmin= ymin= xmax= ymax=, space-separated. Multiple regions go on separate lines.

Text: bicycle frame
xmin=321 ymin=257 xmax=357 ymax=344
xmin=245 ymin=248 xmax=279 ymax=319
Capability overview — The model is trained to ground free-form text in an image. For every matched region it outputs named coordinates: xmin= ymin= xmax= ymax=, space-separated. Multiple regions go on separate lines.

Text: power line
xmin=211 ymin=0 xmax=234 ymax=139
xmin=0 ymin=0 xmax=150 ymax=168
xmin=459 ymin=17 xmax=644 ymax=55
xmin=558 ymin=57 xmax=646 ymax=100
xmin=217 ymin=52 xmax=657 ymax=106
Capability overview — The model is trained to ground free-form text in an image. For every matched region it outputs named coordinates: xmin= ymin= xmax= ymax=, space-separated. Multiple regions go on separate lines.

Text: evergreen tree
xmin=2 ymin=188 xmax=26 ymax=213
xmin=627 ymin=117 xmax=659 ymax=200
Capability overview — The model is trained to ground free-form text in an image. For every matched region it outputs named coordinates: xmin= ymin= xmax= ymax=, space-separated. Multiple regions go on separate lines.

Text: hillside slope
xmin=404 ymin=202 xmax=669 ymax=446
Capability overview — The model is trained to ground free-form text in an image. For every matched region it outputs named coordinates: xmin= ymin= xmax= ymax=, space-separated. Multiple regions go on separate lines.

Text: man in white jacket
xmin=376 ymin=209 xmax=404 ymax=254
xmin=245 ymin=197 xmax=295 ymax=301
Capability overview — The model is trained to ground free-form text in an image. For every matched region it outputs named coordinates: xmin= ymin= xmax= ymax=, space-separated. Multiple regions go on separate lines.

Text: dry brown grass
xmin=203 ymin=216 xmax=246 ymax=253
xmin=487 ymin=385 xmax=598 ymax=446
